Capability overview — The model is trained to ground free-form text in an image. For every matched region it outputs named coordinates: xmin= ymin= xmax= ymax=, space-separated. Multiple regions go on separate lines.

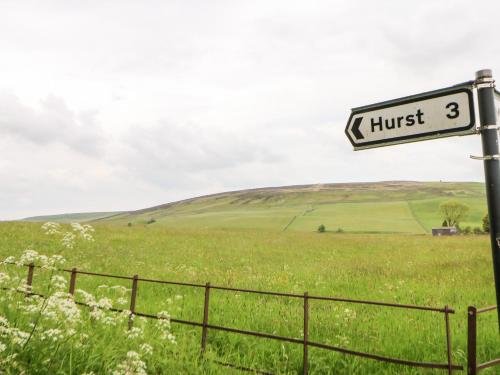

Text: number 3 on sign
xmin=446 ymin=102 xmax=459 ymax=119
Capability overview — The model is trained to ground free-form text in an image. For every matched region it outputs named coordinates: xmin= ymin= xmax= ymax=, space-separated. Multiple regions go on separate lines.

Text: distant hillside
xmin=22 ymin=212 xmax=122 ymax=223
xmin=95 ymin=181 xmax=487 ymax=234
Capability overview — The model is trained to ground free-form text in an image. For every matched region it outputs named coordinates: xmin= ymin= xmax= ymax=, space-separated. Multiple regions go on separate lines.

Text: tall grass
xmin=0 ymin=221 xmax=499 ymax=374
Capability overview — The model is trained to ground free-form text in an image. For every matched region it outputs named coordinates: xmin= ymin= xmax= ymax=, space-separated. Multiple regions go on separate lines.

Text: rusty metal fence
xmin=3 ymin=262 xmax=464 ymax=374
xmin=467 ymin=305 xmax=500 ymax=374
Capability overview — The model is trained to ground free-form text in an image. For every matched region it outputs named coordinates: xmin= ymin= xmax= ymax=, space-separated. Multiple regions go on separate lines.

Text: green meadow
xmin=1 ymin=217 xmax=500 ymax=374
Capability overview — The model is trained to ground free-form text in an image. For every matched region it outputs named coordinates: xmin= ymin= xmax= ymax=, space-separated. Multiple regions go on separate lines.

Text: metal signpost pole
xmin=476 ymin=69 xmax=500 ymax=328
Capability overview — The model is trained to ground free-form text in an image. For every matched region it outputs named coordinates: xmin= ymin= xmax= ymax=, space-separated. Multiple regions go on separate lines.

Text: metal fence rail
xmin=1 ymin=262 xmax=464 ymax=374
xmin=467 ymin=305 xmax=500 ymax=375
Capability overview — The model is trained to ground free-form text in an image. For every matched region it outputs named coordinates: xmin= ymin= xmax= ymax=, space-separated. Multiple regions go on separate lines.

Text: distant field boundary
xmin=282 ymin=216 xmax=297 ymax=231
xmin=5 ymin=261 xmax=466 ymax=374
xmin=407 ymin=200 xmax=429 ymax=233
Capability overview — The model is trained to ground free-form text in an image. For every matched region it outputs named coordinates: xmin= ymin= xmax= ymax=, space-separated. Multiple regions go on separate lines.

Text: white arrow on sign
xmin=345 ymin=85 xmax=476 ymax=150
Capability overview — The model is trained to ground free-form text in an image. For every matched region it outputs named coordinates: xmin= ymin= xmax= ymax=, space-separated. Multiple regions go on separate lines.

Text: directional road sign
xmin=345 ymin=85 xmax=476 ymax=150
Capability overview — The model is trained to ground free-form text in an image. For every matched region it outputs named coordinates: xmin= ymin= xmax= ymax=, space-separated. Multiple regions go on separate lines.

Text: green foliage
xmin=336 ymin=227 xmax=344 ymax=233
xmin=473 ymin=227 xmax=483 ymax=235
xmin=146 ymin=218 xmax=156 ymax=225
xmin=483 ymin=213 xmax=490 ymax=233
xmin=128 ymin=222 xmax=133 ymax=227
xmin=439 ymin=200 xmax=469 ymax=227
xmin=463 ymin=226 xmax=472 ymax=235
xmin=317 ymin=224 xmax=326 ymax=233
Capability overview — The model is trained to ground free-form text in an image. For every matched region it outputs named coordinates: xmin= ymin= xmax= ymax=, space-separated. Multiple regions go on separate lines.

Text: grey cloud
xmin=0 ymin=92 xmax=106 ymax=156
xmin=119 ymin=120 xmax=282 ymax=188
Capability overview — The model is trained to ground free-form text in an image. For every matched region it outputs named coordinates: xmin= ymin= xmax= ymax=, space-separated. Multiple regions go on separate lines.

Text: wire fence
xmin=467 ymin=305 xmax=500 ymax=374
xmin=3 ymin=262 xmax=465 ymax=374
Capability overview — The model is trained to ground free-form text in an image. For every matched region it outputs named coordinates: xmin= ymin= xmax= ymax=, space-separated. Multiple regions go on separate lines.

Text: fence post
xmin=468 ymin=306 xmax=477 ymax=375
xmin=303 ymin=292 xmax=309 ymax=375
xmin=201 ymin=282 xmax=211 ymax=353
xmin=444 ymin=305 xmax=453 ymax=375
xmin=68 ymin=268 xmax=77 ymax=296
xmin=128 ymin=275 xmax=139 ymax=330
xmin=25 ymin=263 xmax=34 ymax=297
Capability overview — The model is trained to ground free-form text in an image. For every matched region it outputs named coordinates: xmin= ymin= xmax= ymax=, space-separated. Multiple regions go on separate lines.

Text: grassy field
xmin=1 ymin=221 xmax=500 ymax=374
xmin=90 ymin=181 xmax=487 ymax=234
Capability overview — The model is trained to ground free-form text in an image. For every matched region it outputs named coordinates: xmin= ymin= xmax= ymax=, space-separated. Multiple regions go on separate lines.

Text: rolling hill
xmin=89 ymin=181 xmax=487 ymax=234
xmin=22 ymin=212 xmax=123 ymax=223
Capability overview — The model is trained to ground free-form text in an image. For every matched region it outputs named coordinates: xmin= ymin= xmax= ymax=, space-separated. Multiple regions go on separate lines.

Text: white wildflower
xmin=45 ymin=292 xmax=81 ymax=323
xmin=166 ymin=333 xmax=176 ymax=344
xmin=157 ymin=311 xmax=170 ymax=323
xmin=71 ymin=223 xmax=95 ymax=242
xmin=44 ymin=254 xmax=66 ymax=270
xmin=90 ymin=309 xmax=105 ymax=321
xmin=0 ymin=315 xmax=9 ymax=327
xmin=8 ymin=328 xmax=30 ymax=346
xmin=97 ymin=297 xmax=113 ymax=310
xmin=16 ymin=284 xmax=31 ymax=294
xmin=101 ymin=316 xmax=117 ymax=326
xmin=118 ymin=310 xmax=132 ymax=323
xmin=112 ymin=351 xmax=147 ymax=375
xmin=51 ymin=275 xmax=67 ymax=290
xmin=157 ymin=311 xmax=175 ymax=344
xmin=18 ymin=249 xmax=39 ymax=265
xmin=139 ymin=343 xmax=153 ymax=356
xmin=42 ymin=222 xmax=61 ymax=235
xmin=126 ymin=327 xmax=143 ymax=339
xmin=40 ymin=328 xmax=64 ymax=342
xmin=0 ymin=353 xmax=20 ymax=369
xmin=66 ymin=328 xmax=76 ymax=337
xmin=76 ymin=289 xmax=96 ymax=306
xmin=0 ymin=272 xmax=10 ymax=285
xmin=2 ymin=256 xmax=15 ymax=264
xmin=19 ymin=297 xmax=44 ymax=314
xmin=37 ymin=254 xmax=49 ymax=267
xmin=61 ymin=232 xmax=76 ymax=249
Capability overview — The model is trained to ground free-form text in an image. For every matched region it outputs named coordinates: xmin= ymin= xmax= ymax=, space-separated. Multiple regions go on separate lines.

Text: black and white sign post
xmin=476 ymin=69 xmax=500 ymax=328
xmin=345 ymin=85 xmax=476 ymax=150
xmin=346 ymin=69 xmax=500 ymax=328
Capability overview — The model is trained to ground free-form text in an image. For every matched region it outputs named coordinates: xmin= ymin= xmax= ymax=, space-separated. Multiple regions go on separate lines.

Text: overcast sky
xmin=1 ymin=0 xmax=499 ymax=220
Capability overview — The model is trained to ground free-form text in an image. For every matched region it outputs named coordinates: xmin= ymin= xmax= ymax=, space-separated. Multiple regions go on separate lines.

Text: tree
xmin=439 ymin=200 xmax=469 ymax=227
xmin=317 ymin=224 xmax=326 ymax=233
xmin=483 ymin=213 xmax=490 ymax=233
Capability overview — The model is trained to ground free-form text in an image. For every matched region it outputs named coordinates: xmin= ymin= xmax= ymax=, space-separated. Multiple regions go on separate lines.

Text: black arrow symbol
xmin=351 ymin=117 xmax=364 ymax=140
